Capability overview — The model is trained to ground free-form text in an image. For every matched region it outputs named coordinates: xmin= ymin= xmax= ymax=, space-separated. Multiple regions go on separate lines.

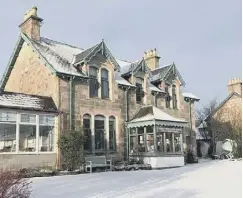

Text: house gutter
xmin=125 ymin=86 xmax=131 ymax=160
xmin=69 ymin=77 xmax=74 ymax=130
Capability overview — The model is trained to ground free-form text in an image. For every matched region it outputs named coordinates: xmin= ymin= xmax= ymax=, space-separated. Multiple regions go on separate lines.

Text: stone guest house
xmin=0 ymin=7 xmax=199 ymax=169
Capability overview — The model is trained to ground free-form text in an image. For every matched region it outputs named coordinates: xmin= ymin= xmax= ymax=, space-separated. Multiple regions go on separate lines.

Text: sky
xmin=0 ymin=0 xmax=241 ymax=108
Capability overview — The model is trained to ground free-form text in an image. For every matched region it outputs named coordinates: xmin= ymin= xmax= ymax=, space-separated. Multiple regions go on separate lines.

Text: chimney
xmin=19 ymin=6 xmax=43 ymax=40
xmin=143 ymin=48 xmax=161 ymax=71
xmin=227 ymin=78 xmax=242 ymax=95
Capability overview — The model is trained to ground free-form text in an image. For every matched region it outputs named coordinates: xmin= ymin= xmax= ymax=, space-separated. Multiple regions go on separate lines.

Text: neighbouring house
xmin=210 ymin=78 xmax=242 ymax=142
xmin=0 ymin=7 xmax=199 ymax=169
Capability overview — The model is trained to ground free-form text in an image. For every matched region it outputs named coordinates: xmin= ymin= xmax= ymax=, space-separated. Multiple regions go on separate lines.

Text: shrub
xmin=0 ymin=169 xmax=31 ymax=198
xmin=58 ymin=130 xmax=84 ymax=171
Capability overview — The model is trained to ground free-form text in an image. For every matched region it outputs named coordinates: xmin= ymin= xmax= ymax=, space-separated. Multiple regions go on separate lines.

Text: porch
xmin=127 ymin=105 xmax=187 ymax=168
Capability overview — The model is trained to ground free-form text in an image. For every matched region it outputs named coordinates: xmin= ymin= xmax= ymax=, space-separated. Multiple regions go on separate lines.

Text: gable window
xmin=136 ymin=77 xmax=144 ymax=103
xmin=89 ymin=67 xmax=99 ymax=98
xmin=165 ymin=84 xmax=171 ymax=108
xmin=83 ymin=114 xmax=92 ymax=151
xmin=172 ymin=85 xmax=177 ymax=109
xmin=94 ymin=115 xmax=105 ymax=150
xmin=101 ymin=69 xmax=109 ymax=99
xmin=109 ymin=116 xmax=116 ymax=150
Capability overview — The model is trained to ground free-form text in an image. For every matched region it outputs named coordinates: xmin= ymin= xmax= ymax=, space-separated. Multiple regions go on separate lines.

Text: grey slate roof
xmin=0 ymin=91 xmax=58 ymax=113
xmin=150 ymin=65 xmax=171 ymax=82
xmin=73 ymin=44 xmax=98 ymax=64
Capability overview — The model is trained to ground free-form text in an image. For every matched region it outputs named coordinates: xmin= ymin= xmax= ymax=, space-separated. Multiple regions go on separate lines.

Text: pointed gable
xmin=73 ymin=40 xmax=120 ymax=71
xmin=120 ymin=59 xmax=151 ymax=76
xmin=150 ymin=63 xmax=185 ymax=86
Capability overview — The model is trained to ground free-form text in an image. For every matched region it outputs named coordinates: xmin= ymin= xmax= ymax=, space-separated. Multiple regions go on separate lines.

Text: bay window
xmin=174 ymin=133 xmax=182 ymax=152
xmin=0 ymin=110 xmax=56 ymax=154
xmin=94 ymin=115 xmax=105 ymax=150
xmin=109 ymin=116 xmax=116 ymax=150
xmin=39 ymin=115 xmax=55 ymax=152
xmin=0 ymin=112 xmax=17 ymax=153
xmin=165 ymin=133 xmax=173 ymax=152
xmin=19 ymin=114 xmax=36 ymax=152
xmin=137 ymin=127 xmax=145 ymax=152
xmin=83 ymin=114 xmax=92 ymax=151
xmin=146 ymin=126 xmax=154 ymax=152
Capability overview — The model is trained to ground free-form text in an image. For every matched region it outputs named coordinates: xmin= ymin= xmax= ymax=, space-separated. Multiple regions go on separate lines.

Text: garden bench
xmin=85 ymin=156 xmax=112 ymax=173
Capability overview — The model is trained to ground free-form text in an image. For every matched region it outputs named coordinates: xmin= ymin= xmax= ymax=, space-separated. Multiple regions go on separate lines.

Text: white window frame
xmin=38 ymin=114 xmax=55 ymax=153
xmin=0 ymin=111 xmax=17 ymax=154
xmin=0 ymin=110 xmax=56 ymax=155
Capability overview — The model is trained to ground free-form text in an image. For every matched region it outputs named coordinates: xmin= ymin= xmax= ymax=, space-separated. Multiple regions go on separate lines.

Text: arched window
xmin=172 ymin=85 xmax=177 ymax=109
xmin=83 ymin=114 xmax=92 ymax=151
xmin=89 ymin=67 xmax=99 ymax=98
xmin=101 ymin=69 xmax=109 ymax=99
xmin=94 ymin=115 xmax=105 ymax=150
xmin=109 ymin=116 xmax=116 ymax=150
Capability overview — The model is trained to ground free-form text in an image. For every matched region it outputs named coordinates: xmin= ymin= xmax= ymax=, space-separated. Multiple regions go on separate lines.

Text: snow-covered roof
xmin=0 ymin=33 xmax=181 ymax=94
xmin=0 ymin=91 xmax=58 ymax=113
xmin=30 ymin=37 xmax=86 ymax=77
xmin=183 ymin=92 xmax=200 ymax=101
xmin=114 ymin=71 xmax=135 ymax=87
xmin=130 ymin=105 xmax=187 ymax=123
xmin=150 ymin=65 xmax=171 ymax=82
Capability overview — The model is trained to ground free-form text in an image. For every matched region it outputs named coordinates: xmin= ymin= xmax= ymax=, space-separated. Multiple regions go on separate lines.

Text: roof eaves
xmin=102 ymin=41 xmax=120 ymax=71
xmin=0 ymin=104 xmax=59 ymax=114
xmin=55 ymin=71 xmax=88 ymax=79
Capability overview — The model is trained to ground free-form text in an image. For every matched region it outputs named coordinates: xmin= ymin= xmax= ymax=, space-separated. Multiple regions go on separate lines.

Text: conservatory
xmin=127 ymin=105 xmax=187 ymax=168
xmin=0 ymin=91 xmax=58 ymax=169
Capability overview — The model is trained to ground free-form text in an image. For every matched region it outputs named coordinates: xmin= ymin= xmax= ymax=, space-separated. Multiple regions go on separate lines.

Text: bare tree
xmin=196 ymin=99 xmax=218 ymax=140
xmin=213 ymin=106 xmax=242 ymax=157
xmin=0 ymin=169 xmax=31 ymax=198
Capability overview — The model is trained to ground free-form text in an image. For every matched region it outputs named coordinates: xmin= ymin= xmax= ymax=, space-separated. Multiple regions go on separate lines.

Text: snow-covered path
xmin=31 ymin=160 xmax=242 ymax=198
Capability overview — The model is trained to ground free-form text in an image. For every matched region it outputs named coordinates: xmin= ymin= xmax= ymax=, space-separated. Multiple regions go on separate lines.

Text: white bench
xmin=85 ymin=156 xmax=112 ymax=173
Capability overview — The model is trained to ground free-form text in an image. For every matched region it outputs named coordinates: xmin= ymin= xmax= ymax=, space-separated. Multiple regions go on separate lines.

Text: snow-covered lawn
xmin=31 ymin=160 xmax=242 ymax=198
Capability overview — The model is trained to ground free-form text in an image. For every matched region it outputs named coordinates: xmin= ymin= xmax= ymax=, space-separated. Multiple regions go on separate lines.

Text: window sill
xmin=89 ymin=97 xmax=111 ymax=101
xmin=0 ymin=152 xmax=56 ymax=155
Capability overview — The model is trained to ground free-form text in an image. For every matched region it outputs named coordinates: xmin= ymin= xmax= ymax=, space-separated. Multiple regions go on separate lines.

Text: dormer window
xmin=165 ymin=83 xmax=171 ymax=108
xmin=101 ymin=68 xmax=109 ymax=99
xmin=172 ymin=85 xmax=177 ymax=109
xmin=136 ymin=77 xmax=144 ymax=103
xmin=89 ymin=67 xmax=99 ymax=98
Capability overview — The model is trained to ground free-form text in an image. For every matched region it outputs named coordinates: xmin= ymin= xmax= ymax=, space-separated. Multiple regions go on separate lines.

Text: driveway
xmin=31 ymin=160 xmax=242 ymax=198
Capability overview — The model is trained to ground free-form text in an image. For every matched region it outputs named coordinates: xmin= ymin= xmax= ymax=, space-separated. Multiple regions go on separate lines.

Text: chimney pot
xmin=143 ymin=48 xmax=161 ymax=70
xmin=19 ymin=6 xmax=43 ymax=40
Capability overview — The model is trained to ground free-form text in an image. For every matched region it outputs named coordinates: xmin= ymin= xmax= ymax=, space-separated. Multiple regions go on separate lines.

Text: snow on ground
xmin=31 ymin=160 xmax=242 ymax=198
